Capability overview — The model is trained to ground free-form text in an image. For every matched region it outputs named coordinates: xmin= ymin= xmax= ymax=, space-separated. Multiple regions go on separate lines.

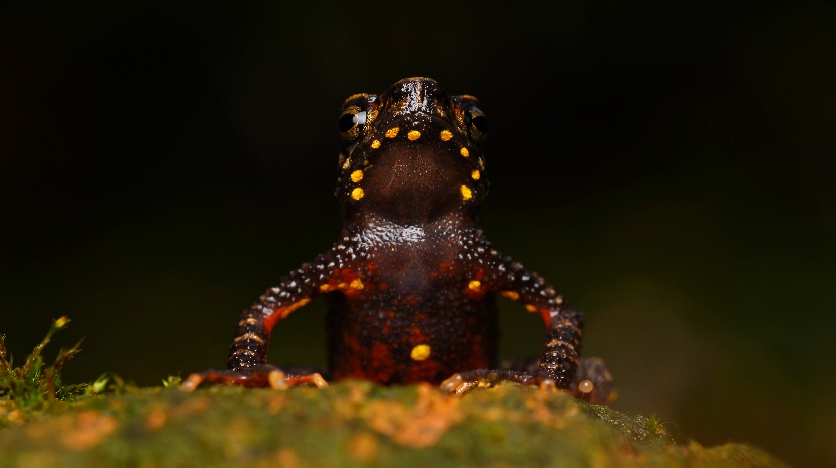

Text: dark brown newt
xmin=182 ymin=77 xmax=615 ymax=404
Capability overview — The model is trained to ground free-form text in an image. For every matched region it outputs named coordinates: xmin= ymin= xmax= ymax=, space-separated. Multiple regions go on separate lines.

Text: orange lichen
xmin=362 ymin=383 xmax=464 ymax=448
xmin=59 ymin=411 xmax=117 ymax=451
xmin=145 ymin=406 xmax=166 ymax=431
xmin=348 ymin=432 xmax=380 ymax=462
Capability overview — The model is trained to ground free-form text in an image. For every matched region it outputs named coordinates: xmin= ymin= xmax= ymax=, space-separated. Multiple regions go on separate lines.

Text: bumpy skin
xmin=182 ymin=78 xmax=614 ymax=404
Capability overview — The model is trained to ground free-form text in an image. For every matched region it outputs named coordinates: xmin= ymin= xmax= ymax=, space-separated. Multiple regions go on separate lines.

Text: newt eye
xmin=464 ymin=107 xmax=489 ymax=144
xmin=339 ymin=107 xmax=366 ymax=143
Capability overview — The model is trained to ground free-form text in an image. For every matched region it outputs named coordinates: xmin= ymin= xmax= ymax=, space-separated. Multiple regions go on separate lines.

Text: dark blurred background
xmin=1 ymin=1 xmax=834 ymax=466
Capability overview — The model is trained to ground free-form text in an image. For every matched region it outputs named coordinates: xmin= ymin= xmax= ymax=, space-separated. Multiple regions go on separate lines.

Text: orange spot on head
xmin=460 ymin=185 xmax=472 ymax=200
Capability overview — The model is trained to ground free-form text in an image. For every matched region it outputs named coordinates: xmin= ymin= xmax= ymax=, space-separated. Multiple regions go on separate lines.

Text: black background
xmin=2 ymin=2 xmax=834 ymax=467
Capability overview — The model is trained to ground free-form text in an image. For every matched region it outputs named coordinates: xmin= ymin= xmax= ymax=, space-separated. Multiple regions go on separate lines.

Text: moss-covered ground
xmin=0 ymin=381 xmax=788 ymax=468
xmin=1 ymin=319 xmax=789 ymax=467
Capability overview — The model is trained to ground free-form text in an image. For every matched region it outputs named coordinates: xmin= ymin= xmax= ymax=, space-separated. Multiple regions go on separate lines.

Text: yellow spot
xmin=349 ymin=278 xmax=364 ymax=290
xmin=411 ymin=344 xmax=431 ymax=361
xmin=351 ymin=188 xmax=364 ymax=200
xmin=468 ymin=280 xmax=481 ymax=291
xmin=407 ymin=130 xmax=421 ymax=140
xmin=440 ymin=130 xmax=453 ymax=141
xmin=460 ymin=185 xmax=472 ymax=200
xmin=385 ymin=127 xmax=399 ymax=138
xmin=460 ymin=147 xmax=469 ymax=157
xmin=342 ymin=157 xmax=352 ymax=170
xmin=500 ymin=291 xmax=520 ymax=300
xmin=351 ymin=170 xmax=364 ymax=182
xmin=320 ymin=284 xmax=332 ymax=292
xmin=525 ymin=304 xmax=538 ymax=313
xmin=471 ymin=170 xmax=480 ymax=180
xmin=371 ymin=140 xmax=381 ymax=149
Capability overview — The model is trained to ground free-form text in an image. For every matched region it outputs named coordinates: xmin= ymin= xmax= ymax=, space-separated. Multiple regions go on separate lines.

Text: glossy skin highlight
xmin=182 ymin=78 xmax=614 ymax=404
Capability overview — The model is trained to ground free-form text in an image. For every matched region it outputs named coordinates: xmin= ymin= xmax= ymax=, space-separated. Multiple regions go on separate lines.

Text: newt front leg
xmin=181 ymin=243 xmax=359 ymax=391
xmin=442 ymin=237 xmax=615 ymax=404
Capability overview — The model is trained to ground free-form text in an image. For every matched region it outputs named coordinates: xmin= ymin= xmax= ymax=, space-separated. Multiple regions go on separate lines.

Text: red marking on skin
xmin=538 ymin=308 xmax=551 ymax=324
xmin=263 ymin=307 xmax=287 ymax=331
xmin=469 ymin=336 xmax=490 ymax=369
xmin=371 ymin=342 xmax=392 ymax=367
xmin=474 ymin=270 xmax=484 ymax=280
xmin=465 ymin=289 xmax=486 ymax=301
xmin=336 ymin=331 xmax=366 ymax=380
xmin=344 ymin=289 xmax=363 ymax=301
xmin=401 ymin=360 xmax=446 ymax=384
xmin=380 ymin=284 xmax=388 ymax=290
xmin=334 ymin=327 xmax=399 ymax=384
xmin=409 ymin=327 xmax=430 ymax=345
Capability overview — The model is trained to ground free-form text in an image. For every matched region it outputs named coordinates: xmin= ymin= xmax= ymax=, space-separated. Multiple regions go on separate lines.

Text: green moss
xmin=0 ymin=381 xmax=789 ymax=468
xmin=0 ymin=321 xmax=789 ymax=467
xmin=0 ymin=317 xmax=107 ymax=427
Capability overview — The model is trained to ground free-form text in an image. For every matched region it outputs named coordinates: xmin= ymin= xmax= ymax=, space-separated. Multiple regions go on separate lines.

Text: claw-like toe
xmin=180 ymin=373 xmax=204 ymax=392
xmin=178 ymin=366 xmax=330 ymax=391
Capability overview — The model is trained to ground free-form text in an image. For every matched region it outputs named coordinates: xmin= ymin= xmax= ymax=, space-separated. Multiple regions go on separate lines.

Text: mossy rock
xmin=0 ymin=381 xmax=787 ymax=468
